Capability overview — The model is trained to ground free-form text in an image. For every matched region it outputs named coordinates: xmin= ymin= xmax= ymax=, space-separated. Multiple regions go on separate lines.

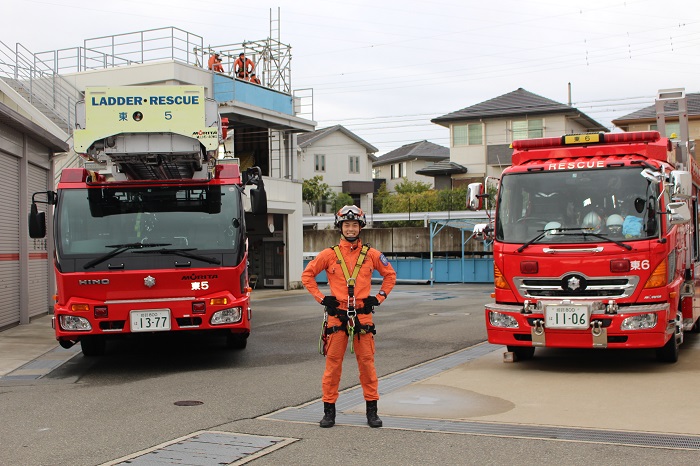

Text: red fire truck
xmin=468 ymin=90 xmax=699 ymax=362
xmin=29 ymin=86 xmax=267 ymax=356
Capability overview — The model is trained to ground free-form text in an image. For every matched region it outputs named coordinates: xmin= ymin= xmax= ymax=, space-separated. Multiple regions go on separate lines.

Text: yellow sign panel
xmin=73 ymin=86 xmax=218 ymax=153
xmin=563 ymin=133 xmax=601 ymax=145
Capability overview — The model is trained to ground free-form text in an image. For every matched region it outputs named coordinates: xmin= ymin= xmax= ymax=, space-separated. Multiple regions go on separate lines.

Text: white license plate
xmin=545 ymin=304 xmax=590 ymax=329
xmin=130 ymin=309 xmax=171 ymax=332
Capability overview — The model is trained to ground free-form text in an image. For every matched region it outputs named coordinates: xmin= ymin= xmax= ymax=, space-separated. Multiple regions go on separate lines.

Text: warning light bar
xmin=512 ymin=131 xmax=662 ymax=150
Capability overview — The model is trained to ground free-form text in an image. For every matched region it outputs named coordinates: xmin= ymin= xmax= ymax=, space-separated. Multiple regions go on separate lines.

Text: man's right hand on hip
xmin=321 ymin=296 xmax=340 ymax=308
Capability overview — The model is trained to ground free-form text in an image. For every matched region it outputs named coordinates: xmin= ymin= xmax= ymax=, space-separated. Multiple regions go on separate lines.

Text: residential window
xmin=453 ymin=123 xmax=483 ymax=146
xmin=315 ymin=154 xmax=325 ymax=172
xmin=512 ymin=119 xmax=543 ymax=140
xmin=349 ymin=156 xmax=360 ymax=174
xmin=391 ymin=162 xmax=406 ymax=179
xmin=651 ymin=122 xmax=681 ymax=138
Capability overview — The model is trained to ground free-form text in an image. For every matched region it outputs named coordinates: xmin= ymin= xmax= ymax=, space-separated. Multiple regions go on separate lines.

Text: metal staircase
xmin=0 ymin=41 xmax=84 ymax=185
xmin=0 ymin=41 xmax=82 ymax=134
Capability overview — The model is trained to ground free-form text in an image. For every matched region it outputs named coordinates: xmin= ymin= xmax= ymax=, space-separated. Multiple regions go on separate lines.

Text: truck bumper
xmin=485 ymin=302 xmax=672 ymax=349
xmin=53 ymin=295 xmax=251 ymax=342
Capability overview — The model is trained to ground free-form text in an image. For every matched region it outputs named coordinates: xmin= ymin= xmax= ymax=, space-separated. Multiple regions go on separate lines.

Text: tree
xmin=302 ymin=176 xmax=331 ymax=215
xmin=330 ymin=192 xmax=354 ymax=213
xmin=394 ymin=178 xmax=431 ymax=195
xmin=374 ymin=182 xmax=389 ymax=213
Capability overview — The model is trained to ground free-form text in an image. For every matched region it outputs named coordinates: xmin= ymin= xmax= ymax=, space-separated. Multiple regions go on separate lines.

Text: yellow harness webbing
xmin=332 ymin=244 xmax=370 ymax=287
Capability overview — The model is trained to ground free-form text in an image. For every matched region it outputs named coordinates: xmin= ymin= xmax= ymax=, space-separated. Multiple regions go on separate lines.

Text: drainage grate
xmin=103 ymin=431 xmax=297 ymax=465
xmin=1 ymin=344 xmax=82 ymax=381
xmin=264 ymin=342 xmax=700 ymax=451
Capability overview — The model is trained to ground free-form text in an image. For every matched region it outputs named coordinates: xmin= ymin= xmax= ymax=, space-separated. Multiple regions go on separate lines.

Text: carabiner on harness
xmin=318 ymin=311 xmax=329 ymax=356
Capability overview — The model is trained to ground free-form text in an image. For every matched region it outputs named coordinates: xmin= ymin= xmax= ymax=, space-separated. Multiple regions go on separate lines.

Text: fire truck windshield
xmin=56 ymin=185 xmax=245 ymax=260
xmin=495 ymin=167 xmax=660 ymax=244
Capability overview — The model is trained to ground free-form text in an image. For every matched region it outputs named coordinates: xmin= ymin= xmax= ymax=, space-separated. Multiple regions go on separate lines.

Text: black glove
xmin=364 ymin=296 xmax=380 ymax=308
xmin=321 ymin=296 xmax=340 ymax=308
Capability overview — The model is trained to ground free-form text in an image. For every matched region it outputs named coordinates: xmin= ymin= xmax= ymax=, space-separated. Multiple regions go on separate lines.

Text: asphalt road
xmin=1 ymin=284 xmax=698 ymax=465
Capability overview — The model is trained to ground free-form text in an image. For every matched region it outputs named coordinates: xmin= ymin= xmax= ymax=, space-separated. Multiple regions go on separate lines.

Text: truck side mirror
xmin=28 ymin=203 xmax=47 ymax=238
xmin=669 ymin=170 xmax=691 ymax=200
xmin=250 ymin=188 xmax=267 ymax=215
xmin=467 ymin=183 xmax=484 ymax=210
xmin=667 ymin=201 xmax=691 ymax=225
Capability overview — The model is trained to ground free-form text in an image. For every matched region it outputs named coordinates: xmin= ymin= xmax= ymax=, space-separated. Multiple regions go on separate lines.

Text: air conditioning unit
xmin=264 ymin=278 xmax=284 ymax=287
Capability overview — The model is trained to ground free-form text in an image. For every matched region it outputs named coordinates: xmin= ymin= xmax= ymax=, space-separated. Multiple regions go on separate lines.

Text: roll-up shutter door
xmin=0 ymin=152 xmax=20 ymax=327
xmin=28 ymin=163 xmax=50 ymax=318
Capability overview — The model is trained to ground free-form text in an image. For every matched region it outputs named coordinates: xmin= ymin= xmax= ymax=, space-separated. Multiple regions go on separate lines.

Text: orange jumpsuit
xmin=302 ymin=238 xmax=396 ymax=403
xmin=208 ymin=55 xmax=223 ymax=72
xmin=234 ymin=56 xmax=254 ymax=79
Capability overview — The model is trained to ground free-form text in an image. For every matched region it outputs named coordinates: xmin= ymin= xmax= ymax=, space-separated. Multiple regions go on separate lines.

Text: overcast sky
xmin=3 ymin=0 xmax=699 ymax=155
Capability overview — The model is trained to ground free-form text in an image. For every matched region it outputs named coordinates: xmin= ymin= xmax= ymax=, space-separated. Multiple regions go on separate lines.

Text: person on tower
xmin=207 ymin=53 xmax=224 ymax=72
xmin=234 ymin=52 xmax=255 ymax=79
xmin=302 ymin=205 xmax=396 ymax=429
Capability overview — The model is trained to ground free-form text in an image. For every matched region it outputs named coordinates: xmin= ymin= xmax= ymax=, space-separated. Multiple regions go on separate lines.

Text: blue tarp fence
xmin=303 ymin=256 xmax=493 ymax=284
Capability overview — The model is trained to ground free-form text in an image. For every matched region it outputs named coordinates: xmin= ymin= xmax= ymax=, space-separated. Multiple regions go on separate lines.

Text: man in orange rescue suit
xmin=234 ymin=52 xmax=254 ymax=79
xmin=302 ymin=205 xmax=396 ymax=429
xmin=207 ymin=53 xmax=224 ymax=72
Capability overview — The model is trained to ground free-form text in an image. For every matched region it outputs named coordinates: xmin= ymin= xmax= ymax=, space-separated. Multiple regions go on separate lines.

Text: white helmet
xmin=582 ymin=211 xmax=602 ymax=232
xmin=606 ymin=214 xmax=624 ymax=234
xmin=544 ymin=221 xmax=561 ymax=237
xmin=334 ymin=205 xmax=366 ymax=229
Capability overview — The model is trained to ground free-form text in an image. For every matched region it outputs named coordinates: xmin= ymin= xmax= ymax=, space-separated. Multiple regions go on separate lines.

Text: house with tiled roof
xmin=431 ymin=88 xmax=608 ymax=183
xmin=372 ymin=140 xmax=449 ymax=192
xmin=297 ymin=125 xmax=378 ymax=214
xmin=611 ymin=92 xmax=700 ymax=143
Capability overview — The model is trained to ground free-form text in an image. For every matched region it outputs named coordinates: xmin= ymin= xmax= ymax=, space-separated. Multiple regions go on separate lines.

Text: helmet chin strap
xmin=341 ymin=233 xmax=360 ymax=243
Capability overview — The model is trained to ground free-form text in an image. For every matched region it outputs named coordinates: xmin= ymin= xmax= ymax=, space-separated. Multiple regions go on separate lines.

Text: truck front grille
xmin=514 ymin=274 xmax=639 ymax=299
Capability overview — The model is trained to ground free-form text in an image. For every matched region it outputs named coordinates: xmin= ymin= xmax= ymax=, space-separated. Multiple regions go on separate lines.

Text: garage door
xmin=0 ymin=151 xmax=20 ymax=327
xmin=28 ymin=162 xmax=51 ymax=318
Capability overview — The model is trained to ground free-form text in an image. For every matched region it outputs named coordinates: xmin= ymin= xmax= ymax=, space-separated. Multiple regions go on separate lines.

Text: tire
xmin=507 ymin=345 xmax=535 ymax=361
xmin=656 ymin=334 xmax=679 ymax=363
xmin=80 ymin=336 xmax=106 ymax=357
xmin=656 ymin=311 xmax=682 ymax=363
xmin=226 ymin=333 xmax=248 ymax=350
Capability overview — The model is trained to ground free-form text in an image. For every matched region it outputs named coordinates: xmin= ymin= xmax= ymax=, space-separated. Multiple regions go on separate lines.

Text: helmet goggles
xmin=335 ymin=205 xmax=366 ymax=228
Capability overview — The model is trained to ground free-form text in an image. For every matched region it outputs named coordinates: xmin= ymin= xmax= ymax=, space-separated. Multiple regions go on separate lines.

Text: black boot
xmin=366 ymin=400 xmax=383 ymax=428
xmin=320 ymin=402 xmax=335 ymax=428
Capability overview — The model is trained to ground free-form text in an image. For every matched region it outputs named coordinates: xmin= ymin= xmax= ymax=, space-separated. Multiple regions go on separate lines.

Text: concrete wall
xmin=303 ymin=226 xmax=487 ymax=255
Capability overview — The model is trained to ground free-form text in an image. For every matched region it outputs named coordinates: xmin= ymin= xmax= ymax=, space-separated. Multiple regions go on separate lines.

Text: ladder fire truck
xmin=29 ymin=86 xmax=267 ymax=356
xmin=468 ymin=89 xmax=700 ymax=362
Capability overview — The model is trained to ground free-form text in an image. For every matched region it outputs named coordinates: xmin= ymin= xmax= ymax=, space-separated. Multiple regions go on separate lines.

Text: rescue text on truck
xmin=468 ymin=128 xmax=700 ymax=363
xmin=28 ymin=85 xmax=267 ymax=356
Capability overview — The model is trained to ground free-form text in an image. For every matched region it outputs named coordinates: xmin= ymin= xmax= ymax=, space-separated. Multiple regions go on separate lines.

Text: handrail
xmin=0 ymin=40 xmax=82 ymax=133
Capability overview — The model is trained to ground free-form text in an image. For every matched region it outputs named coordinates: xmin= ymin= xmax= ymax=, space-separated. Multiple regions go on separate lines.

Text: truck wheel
xmin=80 ymin=336 xmax=106 ymax=357
xmin=656 ymin=311 xmax=682 ymax=363
xmin=507 ymin=345 xmax=535 ymax=361
xmin=226 ymin=333 xmax=248 ymax=350
xmin=656 ymin=334 xmax=679 ymax=363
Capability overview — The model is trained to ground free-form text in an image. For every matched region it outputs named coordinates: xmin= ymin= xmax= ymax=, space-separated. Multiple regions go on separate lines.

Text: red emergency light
xmin=513 ymin=131 xmax=663 ymax=151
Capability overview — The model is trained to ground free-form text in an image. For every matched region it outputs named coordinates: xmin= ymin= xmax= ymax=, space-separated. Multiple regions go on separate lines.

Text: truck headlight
xmin=59 ymin=315 xmax=92 ymax=331
xmin=621 ymin=313 xmax=657 ymax=330
xmin=211 ymin=307 xmax=243 ymax=325
xmin=489 ymin=311 xmax=519 ymax=328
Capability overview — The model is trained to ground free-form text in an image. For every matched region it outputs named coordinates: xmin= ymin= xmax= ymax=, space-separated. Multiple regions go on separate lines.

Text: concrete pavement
xmin=0 ymin=288 xmax=306 ymax=378
xmin=4 ymin=287 xmax=700 ymax=452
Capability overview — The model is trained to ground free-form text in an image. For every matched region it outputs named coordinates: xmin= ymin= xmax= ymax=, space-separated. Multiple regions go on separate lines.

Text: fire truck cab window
xmin=496 ymin=167 xmax=658 ymax=244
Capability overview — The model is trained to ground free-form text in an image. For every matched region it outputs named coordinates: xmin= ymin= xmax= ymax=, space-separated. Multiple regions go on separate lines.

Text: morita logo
xmin=181 ymin=274 xmax=218 ymax=280
xmin=79 ymin=279 xmax=110 ymax=285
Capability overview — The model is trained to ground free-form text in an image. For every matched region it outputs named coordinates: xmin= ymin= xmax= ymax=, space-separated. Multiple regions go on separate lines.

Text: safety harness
xmin=319 ymin=244 xmax=376 ymax=356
